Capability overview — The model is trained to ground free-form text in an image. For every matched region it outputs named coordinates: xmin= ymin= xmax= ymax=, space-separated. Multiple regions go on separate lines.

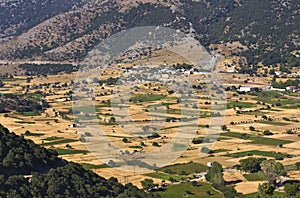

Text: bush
xmin=122 ymin=138 xmax=129 ymax=143
xmin=201 ymin=147 xmax=212 ymax=154
xmin=147 ymin=133 xmax=160 ymax=139
xmin=221 ymin=125 xmax=228 ymax=131
xmin=263 ymin=130 xmax=273 ymax=136
xmin=287 ymin=130 xmax=294 ymax=134
xmin=185 ymin=190 xmax=192 ymax=195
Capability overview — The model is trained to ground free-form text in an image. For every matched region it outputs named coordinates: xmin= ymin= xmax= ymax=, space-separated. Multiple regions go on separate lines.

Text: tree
xmin=205 ymin=162 xmax=224 ymax=186
xmin=109 ymin=117 xmax=116 ymax=123
xmin=295 ymin=162 xmax=300 ymax=170
xmin=284 ymin=183 xmax=300 ymax=197
xmin=249 ymin=126 xmax=255 ymax=131
xmin=201 ymin=147 xmax=212 ymax=154
xmin=122 ymin=138 xmax=129 ymax=143
xmin=239 ymin=157 xmax=266 ymax=173
xmin=152 ymin=142 xmax=159 ymax=147
xmin=260 ymin=160 xmax=285 ymax=185
xmin=221 ymin=125 xmax=228 ymax=131
xmin=191 ymin=181 xmax=198 ymax=186
xmin=257 ymin=183 xmax=275 ymax=197
xmin=263 ymin=130 xmax=273 ymax=136
xmin=141 ymin=179 xmax=157 ymax=191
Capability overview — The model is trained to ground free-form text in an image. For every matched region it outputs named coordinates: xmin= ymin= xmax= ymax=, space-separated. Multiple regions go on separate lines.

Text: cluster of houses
xmin=238 ymin=86 xmax=299 ymax=93
xmin=270 ymin=86 xmax=300 ymax=92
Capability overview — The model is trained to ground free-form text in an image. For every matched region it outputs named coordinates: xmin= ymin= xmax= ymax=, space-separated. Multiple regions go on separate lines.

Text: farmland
xmin=0 ymin=50 xmax=299 ymax=197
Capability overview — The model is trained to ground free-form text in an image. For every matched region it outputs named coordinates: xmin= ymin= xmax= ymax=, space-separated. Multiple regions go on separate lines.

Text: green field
xmin=227 ymin=101 xmax=256 ymax=109
xmin=40 ymin=139 xmax=78 ymax=146
xmin=18 ymin=111 xmax=40 ymax=116
xmin=19 ymin=93 xmax=43 ymax=103
xmin=72 ymin=105 xmax=97 ymax=114
xmin=155 ymin=182 xmax=222 ymax=198
xmin=42 ymin=136 xmax=64 ymax=141
xmin=281 ymin=104 xmax=300 ymax=109
xmin=54 ymin=148 xmax=89 ymax=155
xmin=80 ymin=163 xmax=110 ymax=170
xmin=15 ymin=121 xmax=36 ymax=124
xmin=212 ymin=149 xmax=230 ymax=153
xmin=221 ymin=132 xmax=293 ymax=146
xmin=260 ymin=121 xmax=290 ymax=126
xmin=249 ymin=136 xmax=293 ymax=146
xmin=144 ymin=172 xmax=188 ymax=181
xmin=223 ymin=150 xmax=291 ymax=159
xmin=24 ymin=132 xmax=45 ymax=137
xmin=256 ymin=91 xmax=300 ymax=106
xmin=243 ymin=171 xmax=266 ymax=181
xmin=172 ymin=143 xmax=188 ymax=151
xmin=158 ymin=162 xmax=208 ymax=175
xmin=130 ymin=94 xmax=166 ymax=102
xmin=34 ymin=118 xmax=57 ymax=121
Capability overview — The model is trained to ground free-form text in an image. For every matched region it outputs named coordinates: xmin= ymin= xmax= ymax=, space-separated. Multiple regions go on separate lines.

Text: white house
xmin=286 ymin=86 xmax=299 ymax=92
xmin=239 ymin=87 xmax=256 ymax=92
xmin=270 ymin=86 xmax=286 ymax=92
xmin=207 ymin=162 xmax=213 ymax=167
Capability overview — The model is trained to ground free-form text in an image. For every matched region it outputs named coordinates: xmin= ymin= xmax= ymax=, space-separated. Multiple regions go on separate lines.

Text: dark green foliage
xmin=296 ymin=162 xmax=300 ymax=170
xmin=0 ymin=124 xmax=158 ymax=197
xmin=147 ymin=133 xmax=160 ymax=139
xmin=205 ymin=162 xmax=224 ymax=186
xmin=173 ymin=63 xmax=193 ymax=71
xmin=0 ymin=93 xmax=46 ymax=114
xmin=152 ymin=142 xmax=159 ymax=147
xmin=192 ymin=137 xmax=207 ymax=144
xmin=221 ymin=125 xmax=228 ymax=131
xmin=213 ymin=184 xmax=239 ymax=198
xmin=0 ymin=124 xmax=65 ymax=177
xmin=141 ymin=178 xmax=157 ymax=191
xmin=125 ymin=3 xmax=176 ymax=27
xmin=284 ymin=182 xmax=300 ymax=197
xmin=205 ymin=162 xmax=240 ymax=197
xmin=258 ymin=183 xmax=275 ymax=197
xmin=272 ymin=79 xmax=299 ymax=89
xmin=263 ymin=130 xmax=273 ymax=136
xmin=261 ymin=160 xmax=286 ymax=186
xmin=98 ymin=77 xmax=120 ymax=86
xmin=19 ymin=63 xmax=77 ymax=76
xmin=0 ymin=163 xmax=158 ymax=198
xmin=239 ymin=157 xmax=266 ymax=173
xmin=122 ymin=137 xmax=129 ymax=143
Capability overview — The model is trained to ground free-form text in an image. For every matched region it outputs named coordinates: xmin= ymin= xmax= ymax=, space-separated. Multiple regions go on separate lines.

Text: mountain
xmin=0 ymin=0 xmax=299 ymax=68
xmin=0 ymin=124 xmax=159 ymax=197
xmin=0 ymin=0 xmax=84 ymax=39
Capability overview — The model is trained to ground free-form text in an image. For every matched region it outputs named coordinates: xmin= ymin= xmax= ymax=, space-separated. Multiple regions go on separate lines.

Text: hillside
xmin=0 ymin=124 xmax=159 ymax=197
xmin=0 ymin=0 xmax=299 ymax=68
xmin=0 ymin=0 xmax=84 ymax=39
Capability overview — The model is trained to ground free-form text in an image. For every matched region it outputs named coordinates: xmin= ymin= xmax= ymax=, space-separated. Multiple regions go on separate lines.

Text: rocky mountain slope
xmin=0 ymin=0 xmax=299 ymax=67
